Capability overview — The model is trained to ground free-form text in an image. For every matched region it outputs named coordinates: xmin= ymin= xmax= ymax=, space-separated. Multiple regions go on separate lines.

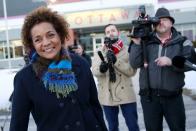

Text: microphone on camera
xmin=172 ymin=56 xmax=196 ymax=71
xmin=98 ymin=51 xmax=105 ymax=62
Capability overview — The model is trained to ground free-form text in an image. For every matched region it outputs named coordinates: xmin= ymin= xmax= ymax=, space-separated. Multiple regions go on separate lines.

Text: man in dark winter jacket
xmin=129 ymin=7 xmax=194 ymax=131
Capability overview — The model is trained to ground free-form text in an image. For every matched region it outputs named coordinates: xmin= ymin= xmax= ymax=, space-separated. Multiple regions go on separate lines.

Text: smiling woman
xmin=9 ymin=7 xmax=107 ymax=131
xmin=31 ymin=22 xmax=62 ymax=60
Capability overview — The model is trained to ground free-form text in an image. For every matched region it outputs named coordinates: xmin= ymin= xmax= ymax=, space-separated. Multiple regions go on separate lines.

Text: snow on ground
xmin=0 ymin=69 xmax=18 ymax=109
xmin=0 ymin=68 xmax=196 ymax=109
xmin=185 ymin=71 xmax=196 ymax=92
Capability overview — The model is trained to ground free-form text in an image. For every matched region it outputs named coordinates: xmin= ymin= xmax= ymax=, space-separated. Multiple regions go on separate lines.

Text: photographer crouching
xmin=92 ymin=24 xmax=139 ymax=131
xmin=129 ymin=7 xmax=195 ymax=131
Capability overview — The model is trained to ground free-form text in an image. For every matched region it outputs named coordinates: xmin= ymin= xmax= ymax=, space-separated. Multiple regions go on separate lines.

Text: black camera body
xmin=102 ymin=37 xmax=118 ymax=82
xmin=68 ymin=39 xmax=79 ymax=52
xmin=69 ymin=43 xmax=78 ymax=50
xmin=130 ymin=5 xmax=160 ymax=38
xmin=104 ymin=37 xmax=118 ymax=49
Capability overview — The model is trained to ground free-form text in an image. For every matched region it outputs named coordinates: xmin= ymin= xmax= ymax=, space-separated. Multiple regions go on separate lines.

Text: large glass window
xmin=183 ymin=30 xmax=193 ymax=41
xmin=4 ymin=47 xmax=13 ymax=59
xmin=0 ymin=46 xmax=5 ymax=59
xmin=11 ymin=40 xmax=24 ymax=58
xmin=14 ymin=46 xmax=23 ymax=58
xmin=194 ymin=24 xmax=196 ymax=41
xmin=0 ymin=41 xmax=6 ymax=59
xmin=181 ymin=24 xmax=194 ymax=41
xmin=0 ymin=40 xmax=24 ymax=59
xmin=0 ymin=41 xmax=11 ymax=59
xmin=80 ymin=35 xmax=93 ymax=56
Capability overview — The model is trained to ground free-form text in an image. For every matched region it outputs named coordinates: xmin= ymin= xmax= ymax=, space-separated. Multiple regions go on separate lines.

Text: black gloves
xmin=99 ymin=61 xmax=108 ymax=73
xmin=99 ymin=50 xmax=117 ymax=82
xmin=106 ymin=50 xmax=117 ymax=64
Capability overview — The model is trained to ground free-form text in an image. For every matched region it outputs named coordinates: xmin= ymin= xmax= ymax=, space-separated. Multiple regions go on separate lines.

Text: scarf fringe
xmin=48 ymin=84 xmax=78 ymax=98
xmin=41 ymin=59 xmax=78 ymax=99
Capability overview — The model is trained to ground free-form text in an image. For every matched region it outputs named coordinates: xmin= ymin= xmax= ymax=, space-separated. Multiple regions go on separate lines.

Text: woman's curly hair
xmin=21 ymin=6 xmax=70 ymax=54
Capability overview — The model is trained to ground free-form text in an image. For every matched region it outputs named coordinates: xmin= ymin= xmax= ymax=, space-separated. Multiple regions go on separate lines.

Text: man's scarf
xmin=111 ymin=39 xmax=123 ymax=54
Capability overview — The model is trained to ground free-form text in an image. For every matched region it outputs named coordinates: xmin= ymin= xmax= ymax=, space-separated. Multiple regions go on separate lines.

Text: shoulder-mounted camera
xmin=129 ymin=5 xmax=160 ymax=38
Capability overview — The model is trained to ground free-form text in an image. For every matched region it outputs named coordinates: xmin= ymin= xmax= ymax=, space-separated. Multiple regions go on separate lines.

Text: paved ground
xmin=1 ymin=95 xmax=196 ymax=131
xmin=1 ymin=72 xmax=196 ymax=131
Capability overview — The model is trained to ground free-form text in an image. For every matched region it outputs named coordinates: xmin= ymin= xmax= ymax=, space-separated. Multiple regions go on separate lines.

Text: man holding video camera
xmin=92 ymin=24 xmax=139 ymax=131
xmin=129 ymin=7 xmax=194 ymax=131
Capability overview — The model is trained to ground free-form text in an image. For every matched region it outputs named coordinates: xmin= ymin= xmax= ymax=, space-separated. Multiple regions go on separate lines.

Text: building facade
xmin=0 ymin=0 xmax=196 ymax=68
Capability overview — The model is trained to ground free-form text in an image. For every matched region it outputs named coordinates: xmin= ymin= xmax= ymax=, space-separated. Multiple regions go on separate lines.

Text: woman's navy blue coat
xmin=10 ymin=53 xmax=107 ymax=131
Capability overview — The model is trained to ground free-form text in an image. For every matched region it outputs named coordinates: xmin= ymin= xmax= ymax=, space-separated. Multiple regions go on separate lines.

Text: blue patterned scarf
xmin=32 ymin=50 xmax=78 ymax=98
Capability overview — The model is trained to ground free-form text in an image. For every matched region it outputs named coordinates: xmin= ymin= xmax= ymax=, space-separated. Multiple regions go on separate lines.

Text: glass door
xmin=92 ymin=35 xmax=104 ymax=56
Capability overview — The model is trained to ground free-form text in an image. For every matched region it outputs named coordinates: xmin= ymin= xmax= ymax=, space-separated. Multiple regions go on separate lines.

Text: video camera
xmin=104 ymin=37 xmax=118 ymax=49
xmin=68 ymin=39 xmax=79 ymax=52
xmin=130 ymin=5 xmax=160 ymax=38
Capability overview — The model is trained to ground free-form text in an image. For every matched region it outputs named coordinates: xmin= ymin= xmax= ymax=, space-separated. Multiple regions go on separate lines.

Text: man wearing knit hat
xmin=129 ymin=7 xmax=195 ymax=131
